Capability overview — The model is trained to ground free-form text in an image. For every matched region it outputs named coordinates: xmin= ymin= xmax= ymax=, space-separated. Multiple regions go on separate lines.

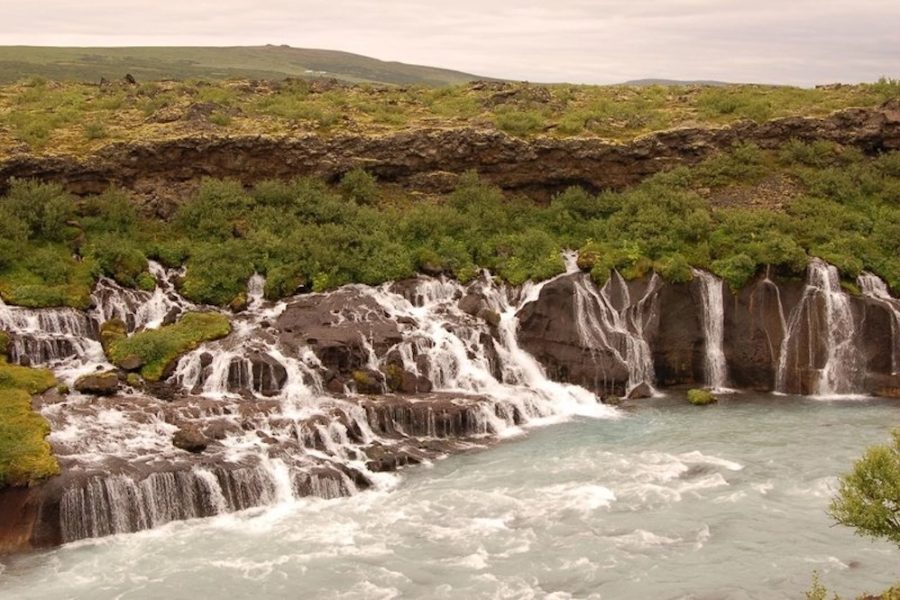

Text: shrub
xmin=829 ymin=428 xmax=900 ymax=546
xmin=2 ymin=179 xmax=74 ymax=241
xmin=338 ymin=168 xmax=380 ymax=205
xmin=494 ymin=110 xmax=544 ymax=136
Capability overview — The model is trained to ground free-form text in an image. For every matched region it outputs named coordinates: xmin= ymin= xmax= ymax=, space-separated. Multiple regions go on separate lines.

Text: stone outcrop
xmin=73 ymin=370 xmax=119 ymax=396
xmin=2 ymin=104 xmax=898 ymax=213
xmin=516 ymin=269 xmax=900 ymax=396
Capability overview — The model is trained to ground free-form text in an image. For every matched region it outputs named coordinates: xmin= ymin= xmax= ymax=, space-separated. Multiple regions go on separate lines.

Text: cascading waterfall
xmin=91 ymin=261 xmax=194 ymax=332
xmin=568 ymin=270 xmax=659 ymax=396
xmin=858 ymin=272 xmax=900 ymax=375
xmin=776 ymin=259 xmax=859 ymax=396
xmin=693 ymin=269 xmax=729 ymax=391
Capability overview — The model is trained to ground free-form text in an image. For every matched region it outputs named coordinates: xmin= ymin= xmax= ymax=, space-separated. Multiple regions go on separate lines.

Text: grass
xmin=0 ymin=357 xmax=58 ymax=488
xmin=106 ymin=312 xmax=231 ymax=381
xmin=0 ymin=46 xmax=481 ymax=87
xmin=0 ymin=78 xmax=896 ymax=154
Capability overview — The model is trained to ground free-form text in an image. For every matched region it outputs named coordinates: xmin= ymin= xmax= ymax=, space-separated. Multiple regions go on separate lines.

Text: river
xmin=1 ymin=393 xmax=897 ymax=599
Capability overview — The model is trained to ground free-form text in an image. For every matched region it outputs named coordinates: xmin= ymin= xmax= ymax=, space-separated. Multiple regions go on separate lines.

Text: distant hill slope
xmin=0 ymin=45 xmax=485 ymax=86
xmin=624 ymin=78 xmax=731 ymax=86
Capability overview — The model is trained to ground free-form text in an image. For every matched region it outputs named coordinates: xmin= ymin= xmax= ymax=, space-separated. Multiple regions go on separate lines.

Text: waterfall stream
xmin=776 ymin=259 xmax=860 ymax=396
xmin=858 ymin=272 xmax=900 ymax=375
xmin=693 ymin=269 xmax=729 ymax=391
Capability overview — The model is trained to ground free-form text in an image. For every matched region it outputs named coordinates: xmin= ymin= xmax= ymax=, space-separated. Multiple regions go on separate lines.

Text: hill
xmin=0 ymin=45 xmax=485 ymax=86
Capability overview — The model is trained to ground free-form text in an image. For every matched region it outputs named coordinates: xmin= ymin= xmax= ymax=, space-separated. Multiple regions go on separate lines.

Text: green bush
xmin=829 ymin=428 xmax=900 ymax=546
xmin=338 ymin=168 xmax=380 ymax=205
xmin=494 ymin=110 xmax=545 ymax=136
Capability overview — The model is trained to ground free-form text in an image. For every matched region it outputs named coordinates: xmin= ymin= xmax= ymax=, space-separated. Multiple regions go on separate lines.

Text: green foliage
xmin=494 ymin=110 xmax=545 ymax=136
xmin=338 ymin=168 xmax=380 ymax=205
xmin=829 ymin=429 xmax=900 ymax=547
xmin=1 ymin=179 xmax=74 ymax=241
xmin=0 ymin=358 xmax=58 ymax=488
xmin=1 ymin=142 xmax=899 ymax=309
xmin=85 ymin=234 xmax=149 ymax=288
xmin=107 ymin=312 xmax=231 ymax=381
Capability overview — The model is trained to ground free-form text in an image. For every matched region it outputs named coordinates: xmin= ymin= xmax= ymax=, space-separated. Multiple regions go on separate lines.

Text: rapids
xmin=1 ymin=394 xmax=897 ymax=599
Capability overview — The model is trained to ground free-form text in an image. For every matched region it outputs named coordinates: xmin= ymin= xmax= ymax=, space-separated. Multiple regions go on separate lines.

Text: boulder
xmin=172 ymin=426 xmax=208 ymax=453
xmin=117 ymin=354 xmax=144 ymax=372
xmin=352 ymin=370 xmax=385 ymax=395
xmin=74 ymin=371 xmax=119 ymax=396
xmin=275 ymin=289 xmax=402 ymax=374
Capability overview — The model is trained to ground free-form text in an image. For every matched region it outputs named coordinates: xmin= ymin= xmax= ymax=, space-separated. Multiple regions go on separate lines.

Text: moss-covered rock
xmin=687 ymin=388 xmax=717 ymax=406
xmin=106 ymin=312 xmax=231 ymax=381
xmin=0 ymin=358 xmax=58 ymax=488
xmin=99 ymin=319 xmax=127 ymax=352
xmin=352 ymin=369 xmax=385 ymax=395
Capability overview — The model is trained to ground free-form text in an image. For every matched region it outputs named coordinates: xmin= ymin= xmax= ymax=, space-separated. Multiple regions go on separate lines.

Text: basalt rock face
xmin=2 ymin=104 xmax=899 ymax=211
xmin=517 ymin=274 xmax=631 ymax=397
xmin=516 ymin=267 xmax=900 ymax=396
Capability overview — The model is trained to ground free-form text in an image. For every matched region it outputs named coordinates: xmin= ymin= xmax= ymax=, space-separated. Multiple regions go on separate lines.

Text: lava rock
xmin=74 ymin=371 xmax=119 ymax=396
xmin=172 ymin=426 xmax=208 ymax=453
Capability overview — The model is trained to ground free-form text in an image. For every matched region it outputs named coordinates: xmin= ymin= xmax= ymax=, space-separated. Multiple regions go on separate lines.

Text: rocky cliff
xmin=2 ymin=103 xmax=899 ymax=214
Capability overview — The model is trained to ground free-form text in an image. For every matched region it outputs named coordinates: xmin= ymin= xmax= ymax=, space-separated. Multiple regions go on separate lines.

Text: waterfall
xmin=91 ymin=261 xmax=194 ymax=332
xmin=858 ymin=272 xmax=900 ymax=375
xmin=693 ymin=269 xmax=729 ymax=391
xmin=13 ymin=268 xmax=627 ymax=545
xmin=566 ymin=271 xmax=659 ymax=396
xmin=776 ymin=259 xmax=860 ymax=396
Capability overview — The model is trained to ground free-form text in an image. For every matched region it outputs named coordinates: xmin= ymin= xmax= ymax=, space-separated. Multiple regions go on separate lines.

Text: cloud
xmin=2 ymin=0 xmax=898 ymax=85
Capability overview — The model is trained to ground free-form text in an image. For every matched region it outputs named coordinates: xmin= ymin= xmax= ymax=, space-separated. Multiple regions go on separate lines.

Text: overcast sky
xmin=3 ymin=0 xmax=899 ymax=86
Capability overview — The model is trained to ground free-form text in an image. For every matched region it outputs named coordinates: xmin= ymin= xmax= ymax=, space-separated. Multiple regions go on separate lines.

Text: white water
xmin=3 ymin=395 xmax=897 ymax=600
xmin=776 ymin=259 xmax=860 ymax=396
xmin=693 ymin=269 xmax=730 ymax=391
xmin=858 ymin=272 xmax=900 ymax=375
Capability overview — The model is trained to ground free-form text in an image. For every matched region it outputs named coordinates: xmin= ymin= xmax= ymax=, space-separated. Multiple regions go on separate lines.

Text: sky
xmin=3 ymin=0 xmax=899 ymax=86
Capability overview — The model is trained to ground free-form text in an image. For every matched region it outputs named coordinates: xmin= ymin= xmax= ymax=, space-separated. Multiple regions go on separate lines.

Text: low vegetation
xmin=1 ymin=140 xmax=898 ymax=310
xmin=0 ymin=355 xmax=58 ymax=487
xmin=0 ymin=77 xmax=897 ymax=153
xmin=106 ymin=312 xmax=231 ymax=381
xmin=829 ymin=428 xmax=900 ymax=546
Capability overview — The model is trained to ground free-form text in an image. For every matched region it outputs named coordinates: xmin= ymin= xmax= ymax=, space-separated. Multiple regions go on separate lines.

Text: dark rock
xmin=275 ymin=289 xmax=401 ymax=374
xmin=123 ymin=73 xmax=137 ymax=85
xmin=517 ymin=273 xmax=630 ymax=396
xmin=627 ymin=382 xmax=653 ymax=400
xmin=74 ymin=371 xmax=119 ymax=396
xmin=172 ymin=426 xmax=208 ymax=453
xmin=477 ymin=308 xmax=501 ymax=328
xmin=352 ymin=369 xmax=385 ymax=395
xmin=162 ymin=307 xmax=181 ymax=326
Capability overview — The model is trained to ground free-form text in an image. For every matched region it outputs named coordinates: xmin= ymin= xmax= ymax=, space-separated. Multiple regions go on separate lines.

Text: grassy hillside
xmin=0 ymin=77 xmax=897 ymax=156
xmin=0 ymin=46 xmax=484 ymax=86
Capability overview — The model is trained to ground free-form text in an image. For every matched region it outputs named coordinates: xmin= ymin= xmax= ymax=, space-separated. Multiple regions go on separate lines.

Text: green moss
xmin=0 ymin=331 xmax=8 ymax=358
xmin=687 ymin=388 xmax=717 ymax=406
xmin=0 ymin=359 xmax=58 ymax=488
xmin=106 ymin=312 xmax=231 ymax=381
